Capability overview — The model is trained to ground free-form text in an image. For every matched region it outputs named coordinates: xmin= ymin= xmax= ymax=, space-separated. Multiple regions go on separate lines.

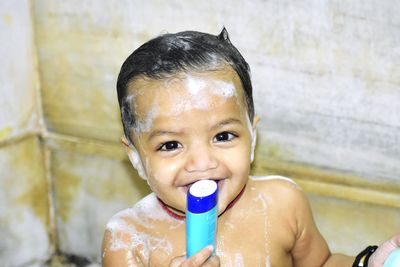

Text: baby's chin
xmin=217 ymin=182 xmax=246 ymax=216
xmin=217 ymin=195 xmax=233 ymax=215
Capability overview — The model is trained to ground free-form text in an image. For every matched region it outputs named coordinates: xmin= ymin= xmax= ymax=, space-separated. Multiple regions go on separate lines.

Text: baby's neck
xmin=157 ymin=199 xmax=186 ymax=220
xmin=157 ymin=185 xmax=246 ymax=220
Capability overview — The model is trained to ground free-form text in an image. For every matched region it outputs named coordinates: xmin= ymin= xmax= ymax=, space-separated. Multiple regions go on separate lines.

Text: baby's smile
xmin=126 ymin=68 xmax=254 ymax=216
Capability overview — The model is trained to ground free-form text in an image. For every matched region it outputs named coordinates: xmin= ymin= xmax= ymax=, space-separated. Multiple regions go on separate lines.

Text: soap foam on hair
xmin=128 ymin=74 xmax=238 ymax=135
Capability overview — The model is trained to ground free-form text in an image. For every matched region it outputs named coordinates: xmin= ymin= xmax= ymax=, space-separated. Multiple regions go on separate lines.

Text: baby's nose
xmin=185 ymin=145 xmax=218 ymax=173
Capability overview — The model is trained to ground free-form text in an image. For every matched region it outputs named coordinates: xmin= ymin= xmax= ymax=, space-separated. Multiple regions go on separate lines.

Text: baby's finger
xmin=169 ymin=256 xmax=186 ymax=267
xmin=201 ymin=255 xmax=220 ymax=267
xmin=391 ymin=234 xmax=400 ymax=246
xmin=169 ymin=246 xmax=216 ymax=267
xmin=183 ymin=246 xmax=214 ymax=267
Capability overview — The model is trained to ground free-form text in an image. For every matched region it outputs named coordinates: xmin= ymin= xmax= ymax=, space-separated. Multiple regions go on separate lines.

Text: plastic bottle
xmin=186 ymin=179 xmax=218 ymax=257
xmin=383 ymin=248 xmax=400 ymax=267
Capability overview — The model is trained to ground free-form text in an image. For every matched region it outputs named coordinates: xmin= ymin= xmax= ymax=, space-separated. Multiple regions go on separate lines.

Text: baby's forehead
xmin=126 ymin=68 xmax=244 ymax=104
xmin=125 ymin=69 xmax=249 ymax=134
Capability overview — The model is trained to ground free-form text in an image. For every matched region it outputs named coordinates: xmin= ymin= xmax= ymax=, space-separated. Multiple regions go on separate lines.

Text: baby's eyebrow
xmin=210 ymin=118 xmax=242 ymax=131
xmin=147 ymin=130 xmax=180 ymax=141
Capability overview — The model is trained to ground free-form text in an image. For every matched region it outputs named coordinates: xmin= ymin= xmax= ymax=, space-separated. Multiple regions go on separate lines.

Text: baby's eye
xmin=158 ymin=141 xmax=182 ymax=151
xmin=213 ymin=131 xmax=237 ymax=142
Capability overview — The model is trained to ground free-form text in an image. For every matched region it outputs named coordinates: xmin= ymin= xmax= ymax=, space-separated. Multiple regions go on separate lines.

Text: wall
xmin=0 ymin=1 xmax=51 ymax=266
xmin=1 ymin=0 xmax=399 ymax=266
xmin=249 ymin=0 xmax=400 ymax=206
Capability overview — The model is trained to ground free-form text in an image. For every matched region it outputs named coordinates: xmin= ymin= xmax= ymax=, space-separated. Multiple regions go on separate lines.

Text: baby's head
xmin=117 ymin=28 xmax=254 ymax=142
xmin=116 ymin=28 xmax=258 ymax=215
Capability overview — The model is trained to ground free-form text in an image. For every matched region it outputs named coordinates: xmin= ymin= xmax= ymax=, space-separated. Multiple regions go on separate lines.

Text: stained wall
xmin=1 ymin=0 xmax=399 ymax=266
xmin=0 ymin=1 xmax=51 ymax=266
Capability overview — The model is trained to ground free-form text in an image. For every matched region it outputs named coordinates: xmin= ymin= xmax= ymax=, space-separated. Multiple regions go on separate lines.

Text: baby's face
xmin=126 ymin=67 xmax=255 ymax=215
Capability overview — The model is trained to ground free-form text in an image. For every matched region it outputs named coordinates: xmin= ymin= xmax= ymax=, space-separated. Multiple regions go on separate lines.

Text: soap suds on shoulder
xmin=107 ymin=193 xmax=177 ymax=231
xmin=250 ymin=175 xmax=300 ymax=189
xmin=105 ymin=193 xmax=177 ymax=255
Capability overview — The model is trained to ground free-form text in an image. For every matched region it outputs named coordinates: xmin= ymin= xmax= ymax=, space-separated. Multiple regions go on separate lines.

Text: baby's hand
xmin=368 ymin=234 xmax=400 ymax=267
xmin=169 ymin=246 xmax=220 ymax=267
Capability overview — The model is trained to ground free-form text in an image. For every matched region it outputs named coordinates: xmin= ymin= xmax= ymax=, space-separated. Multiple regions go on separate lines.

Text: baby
xmin=102 ymin=28 xmax=400 ymax=266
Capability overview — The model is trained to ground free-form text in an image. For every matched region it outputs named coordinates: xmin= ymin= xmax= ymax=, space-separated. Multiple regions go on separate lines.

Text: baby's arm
xmin=288 ymin=183 xmax=400 ymax=267
xmin=286 ymin=184 xmax=354 ymax=267
xmin=102 ymin=228 xmax=144 ymax=267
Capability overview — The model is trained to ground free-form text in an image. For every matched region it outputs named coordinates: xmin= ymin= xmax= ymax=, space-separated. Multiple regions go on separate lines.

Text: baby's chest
xmin=144 ymin=203 xmax=294 ymax=266
xmin=216 ymin=229 xmax=267 ymax=266
xmin=215 ymin=212 xmax=293 ymax=266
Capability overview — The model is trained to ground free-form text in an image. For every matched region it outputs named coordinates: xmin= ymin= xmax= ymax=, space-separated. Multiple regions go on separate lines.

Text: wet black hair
xmin=117 ymin=28 xmax=254 ymax=143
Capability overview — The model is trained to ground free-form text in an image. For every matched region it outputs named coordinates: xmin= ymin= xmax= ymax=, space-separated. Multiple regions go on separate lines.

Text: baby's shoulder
xmin=106 ymin=193 xmax=168 ymax=230
xmin=103 ymin=195 xmax=179 ymax=263
xmin=246 ymin=175 xmax=310 ymax=221
xmin=248 ymin=175 xmax=305 ymax=204
xmin=249 ymin=175 xmax=300 ymax=191
xmin=104 ymin=193 xmax=174 ymax=251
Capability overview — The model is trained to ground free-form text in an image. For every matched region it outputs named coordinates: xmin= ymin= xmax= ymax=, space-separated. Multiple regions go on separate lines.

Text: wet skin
xmin=126 ymin=68 xmax=254 ymax=217
xmin=102 ymin=67 xmax=355 ymax=266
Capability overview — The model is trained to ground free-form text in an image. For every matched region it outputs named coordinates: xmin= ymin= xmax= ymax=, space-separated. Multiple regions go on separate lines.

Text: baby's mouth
xmin=182 ymin=183 xmax=192 ymax=193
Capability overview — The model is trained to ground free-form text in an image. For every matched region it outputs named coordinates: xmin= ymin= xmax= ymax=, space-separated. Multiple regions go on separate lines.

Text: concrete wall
xmin=0 ymin=0 xmax=399 ymax=265
xmin=0 ymin=1 xmax=51 ymax=266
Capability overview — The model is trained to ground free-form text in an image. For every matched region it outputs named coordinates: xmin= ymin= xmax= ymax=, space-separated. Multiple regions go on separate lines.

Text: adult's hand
xmin=368 ymin=234 xmax=400 ymax=267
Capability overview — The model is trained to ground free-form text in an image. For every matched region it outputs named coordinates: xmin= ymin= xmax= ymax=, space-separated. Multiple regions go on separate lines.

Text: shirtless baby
xmin=102 ymin=28 xmax=400 ymax=266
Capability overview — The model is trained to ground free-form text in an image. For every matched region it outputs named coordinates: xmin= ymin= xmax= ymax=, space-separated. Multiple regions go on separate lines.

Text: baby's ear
xmin=121 ymin=136 xmax=148 ymax=180
xmin=218 ymin=27 xmax=231 ymax=42
xmin=251 ymin=115 xmax=260 ymax=163
xmin=121 ymin=136 xmax=130 ymax=148
xmin=252 ymin=114 xmax=260 ymax=130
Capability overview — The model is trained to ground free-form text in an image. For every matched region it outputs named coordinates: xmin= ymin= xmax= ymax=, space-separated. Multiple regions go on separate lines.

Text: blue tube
xmin=384 ymin=248 xmax=400 ymax=267
xmin=186 ymin=179 xmax=218 ymax=257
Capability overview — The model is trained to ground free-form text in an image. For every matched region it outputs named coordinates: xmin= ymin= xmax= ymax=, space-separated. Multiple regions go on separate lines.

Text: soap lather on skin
xmin=125 ymin=73 xmax=242 ymax=181
xmin=105 ymin=193 xmax=178 ymax=257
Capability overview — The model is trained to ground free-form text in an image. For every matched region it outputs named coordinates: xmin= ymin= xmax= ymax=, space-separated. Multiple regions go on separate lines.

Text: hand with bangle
xmin=353 ymin=234 xmax=400 ymax=267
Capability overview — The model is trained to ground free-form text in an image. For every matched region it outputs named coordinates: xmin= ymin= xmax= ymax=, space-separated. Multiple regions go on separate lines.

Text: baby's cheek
xmin=222 ymin=151 xmax=251 ymax=187
xmin=151 ymin=162 xmax=180 ymax=183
